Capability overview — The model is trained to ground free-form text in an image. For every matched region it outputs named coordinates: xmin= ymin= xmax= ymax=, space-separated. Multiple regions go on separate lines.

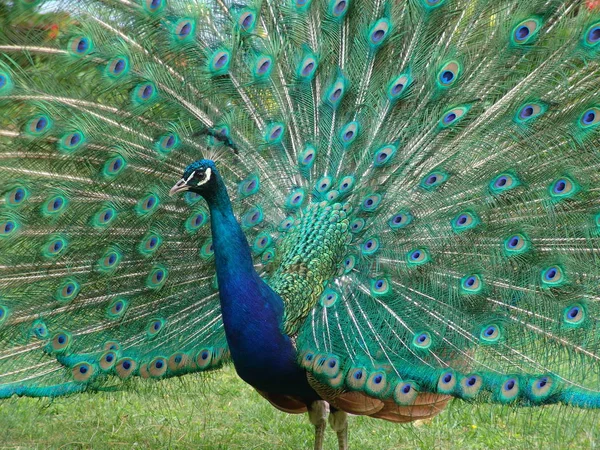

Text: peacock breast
xmin=267 ymin=201 xmax=350 ymax=336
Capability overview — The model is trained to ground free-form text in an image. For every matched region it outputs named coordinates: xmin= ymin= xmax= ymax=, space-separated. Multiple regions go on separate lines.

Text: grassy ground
xmin=1 ymin=365 xmax=599 ymax=449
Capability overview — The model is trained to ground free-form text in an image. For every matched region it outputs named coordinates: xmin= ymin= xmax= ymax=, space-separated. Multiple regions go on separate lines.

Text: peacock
xmin=1 ymin=0 xmax=600 ymax=447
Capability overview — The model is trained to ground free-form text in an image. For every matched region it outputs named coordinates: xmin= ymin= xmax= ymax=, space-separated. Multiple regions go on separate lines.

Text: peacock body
xmin=1 ymin=0 xmax=600 ymax=447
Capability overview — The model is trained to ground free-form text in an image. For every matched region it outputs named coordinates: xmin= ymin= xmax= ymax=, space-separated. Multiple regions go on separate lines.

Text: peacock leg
xmin=328 ymin=407 xmax=348 ymax=450
xmin=308 ymin=401 xmax=328 ymax=450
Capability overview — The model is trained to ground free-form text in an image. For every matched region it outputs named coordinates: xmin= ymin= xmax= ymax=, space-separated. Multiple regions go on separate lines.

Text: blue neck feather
xmin=203 ymin=170 xmax=318 ymax=399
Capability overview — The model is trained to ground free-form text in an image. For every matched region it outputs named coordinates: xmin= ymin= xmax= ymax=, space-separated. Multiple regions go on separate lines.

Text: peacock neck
xmin=202 ymin=173 xmax=316 ymax=398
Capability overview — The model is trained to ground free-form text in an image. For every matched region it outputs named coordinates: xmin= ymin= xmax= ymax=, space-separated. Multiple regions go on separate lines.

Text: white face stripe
xmin=184 ymin=171 xmax=196 ymax=183
xmin=196 ymin=167 xmax=212 ymax=186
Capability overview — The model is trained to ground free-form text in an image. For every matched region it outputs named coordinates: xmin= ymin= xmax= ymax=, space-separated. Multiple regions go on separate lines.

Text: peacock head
xmin=169 ymin=159 xmax=218 ymax=197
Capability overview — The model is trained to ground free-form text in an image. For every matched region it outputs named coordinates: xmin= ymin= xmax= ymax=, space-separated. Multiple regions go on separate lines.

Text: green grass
xmin=1 ymin=365 xmax=599 ymax=449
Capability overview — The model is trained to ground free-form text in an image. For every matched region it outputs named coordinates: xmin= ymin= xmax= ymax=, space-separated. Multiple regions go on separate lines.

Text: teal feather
xmin=2 ymin=0 xmax=600 ymax=447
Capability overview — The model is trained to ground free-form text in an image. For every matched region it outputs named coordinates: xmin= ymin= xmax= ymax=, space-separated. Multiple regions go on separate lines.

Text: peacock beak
xmin=169 ymin=179 xmax=189 ymax=196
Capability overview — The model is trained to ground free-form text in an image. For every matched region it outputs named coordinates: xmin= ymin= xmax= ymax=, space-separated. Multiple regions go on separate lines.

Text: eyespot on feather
xmin=58 ymin=131 xmax=86 ymax=152
xmin=549 ymin=176 xmax=578 ymax=200
xmin=503 ymin=233 xmax=530 ymax=256
xmin=265 ymin=122 xmax=285 ymax=144
xmin=361 ymin=236 xmax=380 ymax=256
xmin=420 ymin=171 xmax=448 ymax=190
xmin=55 ymin=278 xmax=80 ymax=303
xmin=186 ymin=209 xmax=209 ymax=233
xmin=97 ymin=248 xmax=122 ymax=273
xmin=563 ymin=303 xmax=585 ymax=327
xmin=102 ymin=154 xmax=127 ymax=178
xmin=149 ymin=357 xmax=168 ymax=378
xmin=514 ymin=102 xmax=545 ymax=123
xmin=99 ymin=351 xmax=117 ymax=371
xmin=346 ymin=367 xmax=368 ymax=390
xmin=579 ymin=107 xmax=600 ymax=129
xmin=460 ymin=273 xmax=483 ymax=294
xmin=294 ymin=0 xmax=313 ymax=11
xmin=285 ymin=188 xmax=306 ymax=209
xmin=439 ymin=106 xmax=469 ymax=127
xmin=106 ymin=57 xmax=130 ymax=78
xmin=422 ymin=0 xmax=446 ymax=9
xmin=48 ymin=331 xmax=72 ymax=353
xmin=5 ymin=186 xmax=29 ymax=207
xmin=253 ymin=233 xmax=272 ymax=254
xmin=406 ymin=248 xmax=430 ymax=267
xmin=136 ymin=193 xmax=160 ymax=216
xmin=437 ymin=61 xmax=461 ymax=88
xmin=144 ymin=0 xmax=165 ymax=14
xmin=325 ymin=76 xmax=347 ymax=107
xmin=106 ymin=298 xmax=128 ymax=319
xmin=254 ymin=54 xmax=273 ymax=78
xmin=115 ymin=358 xmax=137 ymax=378
xmin=387 ymin=73 xmax=411 ymax=101
xmin=0 ymin=71 xmax=14 ymax=95
xmin=173 ymin=19 xmax=195 ymax=42
xmin=361 ymin=194 xmax=381 ymax=212
xmin=479 ymin=324 xmax=501 ymax=343
xmin=489 ymin=172 xmax=520 ymax=194
xmin=261 ymin=248 xmax=276 ymax=264
xmin=298 ymin=144 xmax=317 ymax=168
xmin=238 ymin=8 xmax=257 ymax=33
xmin=103 ymin=341 xmax=121 ymax=352
xmin=239 ymin=175 xmax=260 ymax=197
xmin=0 ymin=215 xmax=19 ymax=239
xmin=146 ymin=266 xmax=168 ymax=289
xmin=316 ymin=176 xmax=334 ymax=194
xmin=368 ymin=18 xmax=391 ymax=48
xmin=139 ymin=232 xmax=162 ymax=255
xmin=349 ymin=218 xmax=365 ymax=233
xmin=451 ymin=211 xmax=480 ymax=233
xmin=329 ymin=0 xmax=350 ymax=19
xmin=437 ymin=371 xmax=457 ymax=394
xmin=373 ymin=144 xmax=397 ymax=167
xmin=370 ymin=277 xmax=390 ymax=296
xmin=132 ymin=82 xmax=158 ymax=105
xmin=31 ymin=320 xmax=48 ymax=339
xmin=394 ymin=381 xmax=419 ymax=405
xmin=320 ymin=289 xmax=339 ymax=308
xmin=528 ymin=375 xmax=555 ymax=402
xmin=200 ymin=239 xmax=214 ymax=260
xmin=339 ymin=121 xmax=359 ymax=146
xmin=365 ymin=371 xmax=388 ymax=397
xmin=540 ymin=265 xmax=565 ymax=288
xmin=0 ymin=305 xmax=9 ymax=327
xmin=42 ymin=235 xmax=68 ymax=258
xmin=412 ymin=331 xmax=432 ymax=349
xmin=155 ymin=133 xmax=180 ymax=155
xmin=146 ymin=318 xmax=166 ymax=339
xmin=497 ymin=376 xmax=520 ymax=403
xmin=26 ymin=114 xmax=52 ymax=136
xmin=42 ymin=194 xmax=68 ymax=217
xmin=460 ymin=374 xmax=483 ymax=399
xmin=91 ymin=205 xmax=117 ymax=228
xmin=68 ymin=36 xmax=93 ymax=57
xmin=242 ymin=206 xmax=264 ymax=229
xmin=208 ymin=49 xmax=231 ymax=74
xmin=583 ymin=23 xmax=600 ymax=48
xmin=337 ymin=175 xmax=354 ymax=194
xmin=297 ymin=52 xmax=318 ymax=80
xmin=389 ymin=211 xmax=413 ymax=229
xmin=168 ymin=352 xmax=190 ymax=372
xmin=195 ymin=348 xmax=213 ymax=369
xmin=72 ymin=362 xmax=95 ymax=382
xmin=342 ymin=254 xmax=356 ymax=273
xmin=511 ymin=18 xmax=542 ymax=45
